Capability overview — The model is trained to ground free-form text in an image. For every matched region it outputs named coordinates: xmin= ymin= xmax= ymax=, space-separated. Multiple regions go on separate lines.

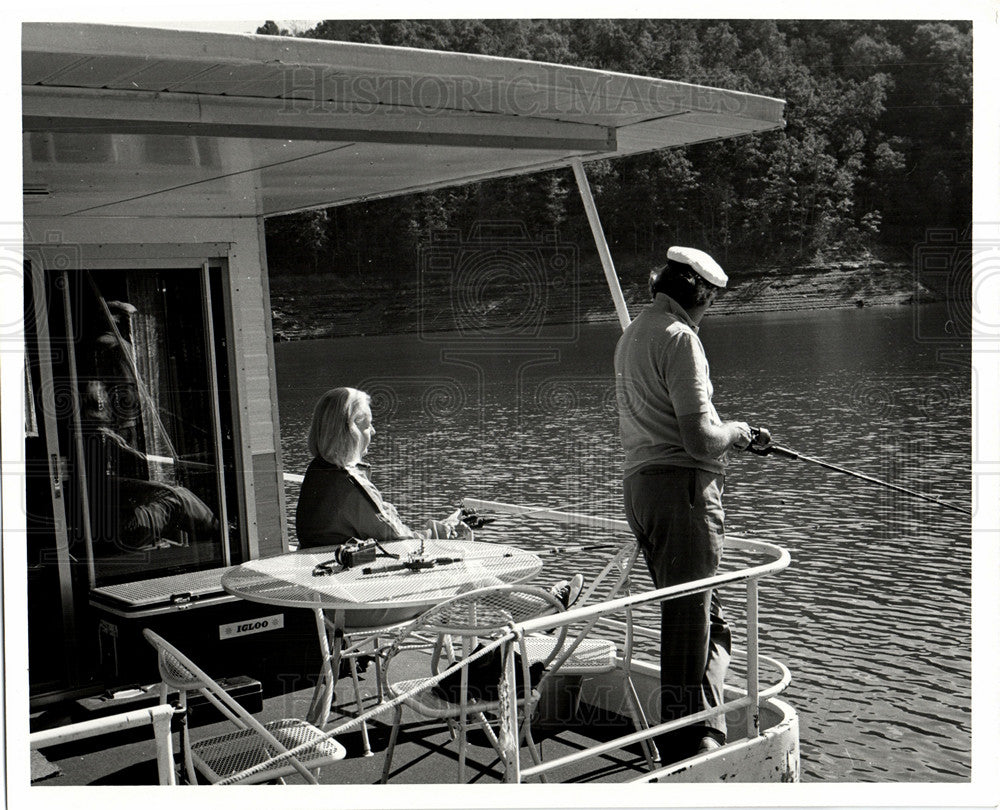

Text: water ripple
xmin=275 ymin=305 xmax=970 ymax=782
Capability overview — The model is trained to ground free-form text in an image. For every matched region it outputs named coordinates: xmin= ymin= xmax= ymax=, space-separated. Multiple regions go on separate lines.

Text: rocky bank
xmin=268 ymin=258 xmax=941 ymax=342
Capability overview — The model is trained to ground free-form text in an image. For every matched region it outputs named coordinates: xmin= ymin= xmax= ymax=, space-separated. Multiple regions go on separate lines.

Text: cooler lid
xmin=90 ymin=566 xmax=232 ymax=610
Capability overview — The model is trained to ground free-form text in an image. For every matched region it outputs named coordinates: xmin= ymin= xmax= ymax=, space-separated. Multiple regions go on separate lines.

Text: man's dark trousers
xmin=623 ymin=465 xmax=731 ymax=757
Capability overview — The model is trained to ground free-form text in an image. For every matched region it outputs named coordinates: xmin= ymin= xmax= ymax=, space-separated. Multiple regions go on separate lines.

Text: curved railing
xmin=461 ymin=497 xmax=792 ymax=783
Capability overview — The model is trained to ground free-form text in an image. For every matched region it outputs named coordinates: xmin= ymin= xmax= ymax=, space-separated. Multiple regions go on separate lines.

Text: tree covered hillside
xmin=259 ymin=19 xmax=971 ymax=282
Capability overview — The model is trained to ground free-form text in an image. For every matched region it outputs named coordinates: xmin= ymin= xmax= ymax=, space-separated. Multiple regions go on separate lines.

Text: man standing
xmin=614 ymin=246 xmax=762 ymax=760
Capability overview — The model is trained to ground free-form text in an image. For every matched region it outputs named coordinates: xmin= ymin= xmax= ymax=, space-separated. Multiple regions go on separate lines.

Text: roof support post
xmin=571 ymin=159 xmax=631 ymax=331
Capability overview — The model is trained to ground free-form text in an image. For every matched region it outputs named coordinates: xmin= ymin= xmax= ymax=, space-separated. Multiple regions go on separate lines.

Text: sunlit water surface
xmin=275 ymin=303 xmax=971 ymax=782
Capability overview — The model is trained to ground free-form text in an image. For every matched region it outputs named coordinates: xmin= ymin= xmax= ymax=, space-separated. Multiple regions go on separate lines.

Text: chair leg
xmin=476 ymin=711 xmax=500 ymax=751
xmin=380 ymin=705 xmax=403 ymax=784
xmin=521 ymin=720 xmax=547 ymax=784
xmin=347 ymin=657 xmax=373 ymax=756
xmin=570 ymin=679 xmax=584 ymax=717
xmin=308 ymin=609 xmax=342 ymax=728
xmin=457 ymin=712 xmax=467 ymax=783
xmin=373 ymin=643 xmax=385 ymax=703
xmin=176 ymin=693 xmax=198 ymax=785
xmin=623 ymin=672 xmax=660 ymax=767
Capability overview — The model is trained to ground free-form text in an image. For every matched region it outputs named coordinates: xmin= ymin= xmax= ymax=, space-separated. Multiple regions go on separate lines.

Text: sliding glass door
xmin=25 ymin=259 xmax=241 ymax=696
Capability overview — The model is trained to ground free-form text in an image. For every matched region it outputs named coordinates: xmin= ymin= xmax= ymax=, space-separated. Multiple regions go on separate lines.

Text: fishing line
xmin=494 ymin=496 xmax=608 ymax=520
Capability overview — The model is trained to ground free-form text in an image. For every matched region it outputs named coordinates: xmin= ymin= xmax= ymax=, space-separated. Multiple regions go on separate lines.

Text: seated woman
xmin=295 ymin=387 xmax=471 ymax=548
xmin=296 ymin=387 xmax=583 ymax=608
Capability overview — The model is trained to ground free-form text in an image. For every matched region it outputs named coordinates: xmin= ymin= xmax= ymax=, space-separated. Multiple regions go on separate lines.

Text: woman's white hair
xmin=307 ymin=387 xmax=370 ymax=467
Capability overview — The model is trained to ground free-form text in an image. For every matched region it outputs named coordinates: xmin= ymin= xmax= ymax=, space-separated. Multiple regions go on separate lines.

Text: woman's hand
xmin=425 ymin=515 xmax=474 ymax=541
xmin=452 ymin=520 xmax=474 ymax=541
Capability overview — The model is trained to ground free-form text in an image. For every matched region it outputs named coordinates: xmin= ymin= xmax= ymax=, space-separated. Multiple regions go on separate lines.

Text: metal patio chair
xmin=310 ymin=615 xmax=411 ymax=757
xmin=521 ymin=540 xmax=660 ymax=768
xmin=379 ymin=584 xmax=569 ymax=783
xmin=143 ymin=628 xmax=346 ymax=784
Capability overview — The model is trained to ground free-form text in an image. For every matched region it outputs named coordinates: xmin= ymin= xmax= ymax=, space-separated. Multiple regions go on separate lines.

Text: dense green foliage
xmin=260 ymin=19 xmax=971 ymax=276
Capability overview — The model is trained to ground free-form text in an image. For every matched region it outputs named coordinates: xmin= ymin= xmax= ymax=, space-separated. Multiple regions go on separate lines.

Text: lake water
xmin=275 ymin=302 xmax=971 ymax=782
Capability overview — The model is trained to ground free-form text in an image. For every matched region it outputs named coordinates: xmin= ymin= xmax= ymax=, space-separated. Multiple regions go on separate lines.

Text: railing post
xmin=746 ymin=577 xmax=760 ymax=739
xmin=151 ymin=704 xmax=178 ymax=786
xmin=498 ymin=638 xmax=521 ymax=783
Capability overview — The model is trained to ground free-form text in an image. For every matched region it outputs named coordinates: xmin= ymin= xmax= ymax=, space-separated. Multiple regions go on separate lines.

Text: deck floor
xmin=31 ymin=653 xmax=656 ymax=786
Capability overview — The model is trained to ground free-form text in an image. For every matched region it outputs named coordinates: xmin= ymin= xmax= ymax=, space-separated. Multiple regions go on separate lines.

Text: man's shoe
xmin=565 ymin=574 xmax=585 ymax=608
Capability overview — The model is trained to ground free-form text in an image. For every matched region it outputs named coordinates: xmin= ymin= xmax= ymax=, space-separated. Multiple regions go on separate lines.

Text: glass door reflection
xmin=60 ymin=266 xmax=235 ymax=586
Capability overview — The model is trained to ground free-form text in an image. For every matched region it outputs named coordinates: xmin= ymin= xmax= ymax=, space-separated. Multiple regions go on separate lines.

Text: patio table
xmin=221 ymin=537 xmax=542 ymax=742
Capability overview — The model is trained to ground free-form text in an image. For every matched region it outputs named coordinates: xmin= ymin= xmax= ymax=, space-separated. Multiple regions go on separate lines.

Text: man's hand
xmin=728 ymin=421 xmax=753 ymax=450
xmin=679 ymin=413 xmax=754 ymax=460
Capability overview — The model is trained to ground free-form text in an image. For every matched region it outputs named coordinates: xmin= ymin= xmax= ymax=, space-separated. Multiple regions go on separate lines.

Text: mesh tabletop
xmin=221 ymin=539 xmax=542 ymax=616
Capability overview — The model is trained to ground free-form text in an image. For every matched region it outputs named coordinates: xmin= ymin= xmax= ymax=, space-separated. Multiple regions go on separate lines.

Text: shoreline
xmin=269 ymin=260 xmax=951 ymax=342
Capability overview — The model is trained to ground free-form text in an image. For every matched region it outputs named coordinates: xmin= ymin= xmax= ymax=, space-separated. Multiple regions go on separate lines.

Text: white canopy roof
xmin=22 ymin=23 xmax=785 ymax=219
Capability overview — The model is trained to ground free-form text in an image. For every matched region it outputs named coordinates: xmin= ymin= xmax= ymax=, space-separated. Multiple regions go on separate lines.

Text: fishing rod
xmin=457 ymin=506 xmax=614 ymax=556
xmin=460 ymin=497 xmax=630 ymax=556
xmin=459 ymin=497 xmax=601 ymax=530
xmin=748 ymin=431 xmax=971 ymax=515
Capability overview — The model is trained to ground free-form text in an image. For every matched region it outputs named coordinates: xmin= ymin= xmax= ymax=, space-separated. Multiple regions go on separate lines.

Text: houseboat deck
xmin=31 ymin=644 xmax=797 ymax=786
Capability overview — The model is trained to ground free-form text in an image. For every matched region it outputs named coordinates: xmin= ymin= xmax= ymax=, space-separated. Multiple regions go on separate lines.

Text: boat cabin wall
xmin=23 ymin=214 xmax=287 ymax=561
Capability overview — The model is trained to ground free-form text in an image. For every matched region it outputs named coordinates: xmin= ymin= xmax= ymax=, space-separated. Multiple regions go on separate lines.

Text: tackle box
xmin=73 ymin=675 xmax=264 ymax=728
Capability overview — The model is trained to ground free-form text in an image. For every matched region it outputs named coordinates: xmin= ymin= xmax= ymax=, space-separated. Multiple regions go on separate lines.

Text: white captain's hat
xmin=667 ymin=246 xmax=728 ymax=288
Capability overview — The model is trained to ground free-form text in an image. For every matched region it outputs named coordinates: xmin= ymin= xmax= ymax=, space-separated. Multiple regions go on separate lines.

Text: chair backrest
xmin=418 ymin=584 xmax=564 ymax=636
xmin=533 ymin=541 xmax=641 ymax=688
xmin=578 ymin=540 xmax=640 ymax=606
xmin=383 ymin=584 xmax=569 ymax=702
xmin=142 ymin=628 xmax=320 ymax=784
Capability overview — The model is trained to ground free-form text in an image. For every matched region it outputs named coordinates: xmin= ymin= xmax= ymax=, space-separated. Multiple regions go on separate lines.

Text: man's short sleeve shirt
xmin=614 ymin=294 xmax=725 ymax=476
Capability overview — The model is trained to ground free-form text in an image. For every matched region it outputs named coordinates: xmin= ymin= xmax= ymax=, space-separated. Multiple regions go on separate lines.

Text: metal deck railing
xmin=29 ymin=703 xmax=179 ymax=786
xmin=460 ymin=498 xmax=792 ymax=783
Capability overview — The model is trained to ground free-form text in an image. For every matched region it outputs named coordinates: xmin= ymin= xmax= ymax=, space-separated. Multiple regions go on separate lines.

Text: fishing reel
xmin=459 ymin=506 xmax=495 ymax=529
xmin=747 ymin=426 xmax=773 ymax=455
